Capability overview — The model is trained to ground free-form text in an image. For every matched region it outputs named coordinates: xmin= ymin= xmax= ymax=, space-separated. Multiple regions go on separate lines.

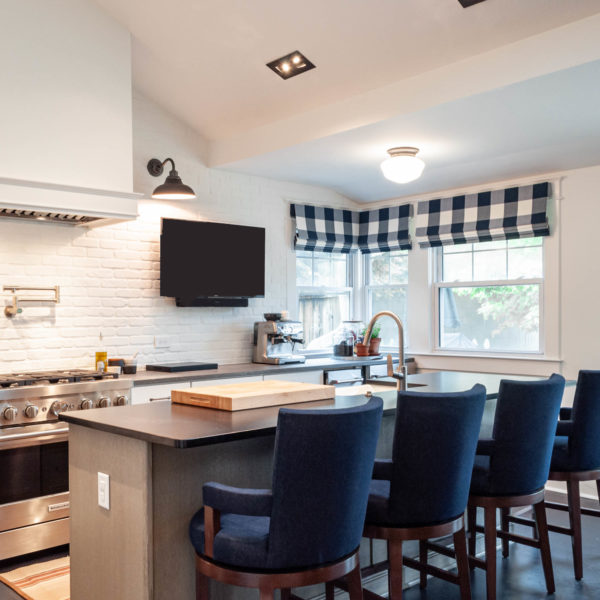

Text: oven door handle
xmin=0 ymin=427 xmax=70 ymax=442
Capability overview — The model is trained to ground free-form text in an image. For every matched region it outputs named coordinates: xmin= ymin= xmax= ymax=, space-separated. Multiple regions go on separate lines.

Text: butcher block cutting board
xmin=171 ymin=380 xmax=335 ymax=411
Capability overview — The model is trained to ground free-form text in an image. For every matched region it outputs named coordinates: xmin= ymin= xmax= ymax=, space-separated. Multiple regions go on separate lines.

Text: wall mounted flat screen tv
xmin=160 ymin=218 xmax=265 ymax=304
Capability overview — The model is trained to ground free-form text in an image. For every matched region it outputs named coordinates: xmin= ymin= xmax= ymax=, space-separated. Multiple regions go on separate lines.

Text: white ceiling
xmin=220 ymin=60 xmax=600 ymax=202
xmin=94 ymin=0 xmax=600 ymax=202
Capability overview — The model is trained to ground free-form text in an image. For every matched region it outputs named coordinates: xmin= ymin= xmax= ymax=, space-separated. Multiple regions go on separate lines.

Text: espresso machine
xmin=253 ymin=318 xmax=306 ymax=365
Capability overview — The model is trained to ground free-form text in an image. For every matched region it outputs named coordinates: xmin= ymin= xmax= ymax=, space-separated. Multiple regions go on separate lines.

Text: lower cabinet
xmin=131 ymin=381 xmax=192 ymax=405
xmin=188 ymin=376 xmax=263 ymax=388
xmin=131 ymin=371 xmax=324 ymax=404
xmin=263 ymin=371 xmax=323 ymax=385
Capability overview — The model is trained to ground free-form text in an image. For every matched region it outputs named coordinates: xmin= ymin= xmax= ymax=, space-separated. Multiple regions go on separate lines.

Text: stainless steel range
xmin=0 ymin=370 xmax=132 ymax=560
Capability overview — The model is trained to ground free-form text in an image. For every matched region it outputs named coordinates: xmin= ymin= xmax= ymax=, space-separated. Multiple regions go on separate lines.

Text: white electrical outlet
xmin=154 ymin=335 xmax=170 ymax=349
xmin=98 ymin=472 xmax=110 ymax=510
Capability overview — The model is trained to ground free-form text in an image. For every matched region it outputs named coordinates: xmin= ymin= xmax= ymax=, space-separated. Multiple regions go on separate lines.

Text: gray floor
xmin=0 ymin=505 xmax=598 ymax=599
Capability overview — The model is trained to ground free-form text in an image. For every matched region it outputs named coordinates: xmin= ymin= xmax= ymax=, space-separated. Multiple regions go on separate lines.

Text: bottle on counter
xmin=95 ymin=351 xmax=108 ymax=372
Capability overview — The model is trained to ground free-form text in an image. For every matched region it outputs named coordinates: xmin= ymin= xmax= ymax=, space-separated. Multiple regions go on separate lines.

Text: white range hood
xmin=0 ymin=177 xmax=141 ymax=227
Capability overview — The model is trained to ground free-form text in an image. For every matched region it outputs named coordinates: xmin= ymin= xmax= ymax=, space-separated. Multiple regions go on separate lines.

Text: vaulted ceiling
xmin=94 ymin=0 xmax=600 ymax=201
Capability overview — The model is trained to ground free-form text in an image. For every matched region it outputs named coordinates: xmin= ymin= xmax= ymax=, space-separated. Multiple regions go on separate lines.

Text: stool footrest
xmin=496 ymin=529 xmax=540 ymax=549
xmin=506 ymin=515 xmax=536 ymax=528
xmin=402 ymin=556 xmax=460 ymax=586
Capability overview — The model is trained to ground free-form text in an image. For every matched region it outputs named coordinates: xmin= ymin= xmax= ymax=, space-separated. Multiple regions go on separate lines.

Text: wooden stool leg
xmin=281 ymin=589 xmax=292 ymax=600
xmin=325 ymin=582 xmax=334 ymax=600
xmin=566 ymin=479 xmax=583 ymax=580
xmin=419 ymin=540 xmax=428 ymax=588
xmin=196 ymin=570 xmax=210 ymax=600
xmin=259 ymin=587 xmax=274 ymax=600
xmin=533 ymin=501 xmax=555 ymax=594
xmin=500 ymin=508 xmax=510 ymax=558
xmin=346 ymin=563 xmax=363 ymax=600
xmin=467 ymin=505 xmax=477 ymax=561
xmin=388 ymin=540 xmax=403 ymax=600
xmin=453 ymin=527 xmax=472 ymax=600
xmin=483 ymin=506 xmax=497 ymax=600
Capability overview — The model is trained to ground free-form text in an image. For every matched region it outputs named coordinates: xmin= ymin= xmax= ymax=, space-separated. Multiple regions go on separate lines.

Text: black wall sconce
xmin=147 ymin=158 xmax=196 ymax=200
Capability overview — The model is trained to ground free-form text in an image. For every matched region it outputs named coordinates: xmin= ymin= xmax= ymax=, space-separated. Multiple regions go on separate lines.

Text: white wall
xmin=363 ymin=165 xmax=600 ymax=379
xmin=0 ymin=0 xmax=133 ymax=191
xmin=0 ymin=93 xmax=354 ymax=372
xmin=560 ymin=166 xmax=600 ymax=379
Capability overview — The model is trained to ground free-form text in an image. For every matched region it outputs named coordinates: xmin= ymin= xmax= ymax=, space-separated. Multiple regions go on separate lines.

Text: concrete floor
xmin=0 ymin=504 xmax=598 ymax=600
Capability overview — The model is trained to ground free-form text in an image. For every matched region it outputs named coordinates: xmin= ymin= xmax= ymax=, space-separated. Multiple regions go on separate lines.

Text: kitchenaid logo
xmin=48 ymin=501 xmax=70 ymax=512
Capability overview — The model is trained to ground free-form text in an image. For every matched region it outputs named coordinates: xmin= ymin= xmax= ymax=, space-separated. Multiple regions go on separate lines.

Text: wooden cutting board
xmin=171 ymin=379 xmax=335 ymax=411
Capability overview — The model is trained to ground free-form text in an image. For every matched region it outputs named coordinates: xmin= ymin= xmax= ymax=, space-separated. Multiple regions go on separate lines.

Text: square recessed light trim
xmin=266 ymin=51 xmax=316 ymax=80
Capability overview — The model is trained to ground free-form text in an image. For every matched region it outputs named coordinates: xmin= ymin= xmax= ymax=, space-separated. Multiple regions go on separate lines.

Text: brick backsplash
xmin=0 ymin=93 xmax=353 ymax=372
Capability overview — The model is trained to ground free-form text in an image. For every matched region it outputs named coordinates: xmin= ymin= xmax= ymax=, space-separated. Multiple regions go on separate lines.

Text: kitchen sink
xmin=364 ymin=378 xmax=426 ymax=388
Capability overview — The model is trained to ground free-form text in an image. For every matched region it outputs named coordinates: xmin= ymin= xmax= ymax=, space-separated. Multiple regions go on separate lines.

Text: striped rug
xmin=0 ymin=556 xmax=69 ymax=600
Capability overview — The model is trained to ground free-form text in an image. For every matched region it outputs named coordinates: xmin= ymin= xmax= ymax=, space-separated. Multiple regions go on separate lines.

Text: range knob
xmin=24 ymin=404 xmax=39 ymax=418
xmin=97 ymin=397 xmax=111 ymax=408
xmin=114 ymin=395 xmax=128 ymax=406
xmin=80 ymin=398 xmax=94 ymax=410
xmin=2 ymin=406 xmax=18 ymax=421
xmin=50 ymin=401 xmax=69 ymax=416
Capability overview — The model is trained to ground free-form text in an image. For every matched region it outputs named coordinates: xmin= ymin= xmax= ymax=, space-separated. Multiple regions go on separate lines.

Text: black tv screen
xmin=160 ymin=218 xmax=265 ymax=299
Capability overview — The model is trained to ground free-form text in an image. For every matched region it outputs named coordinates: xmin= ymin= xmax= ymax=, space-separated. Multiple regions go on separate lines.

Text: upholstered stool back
xmin=266 ymin=397 xmax=383 ymax=569
xmin=488 ymin=374 xmax=565 ymax=496
xmin=565 ymin=370 xmax=600 ymax=470
xmin=384 ymin=384 xmax=486 ymax=526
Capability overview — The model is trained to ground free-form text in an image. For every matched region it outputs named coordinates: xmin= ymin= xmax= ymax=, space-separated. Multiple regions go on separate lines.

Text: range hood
xmin=0 ymin=177 xmax=142 ymax=227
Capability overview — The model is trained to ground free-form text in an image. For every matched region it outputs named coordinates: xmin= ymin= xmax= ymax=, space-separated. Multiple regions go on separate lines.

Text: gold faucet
xmin=363 ymin=310 xmax=407 ymax=391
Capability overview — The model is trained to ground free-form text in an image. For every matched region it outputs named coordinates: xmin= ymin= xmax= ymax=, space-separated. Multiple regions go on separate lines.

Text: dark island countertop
xmin=121 ymin=355 xmax=412 ymax=387
xmin=60 ymin=371 xmax=546 ymax=448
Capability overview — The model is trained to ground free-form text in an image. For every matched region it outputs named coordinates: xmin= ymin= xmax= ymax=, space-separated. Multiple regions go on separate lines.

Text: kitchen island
xmin=61 ymin=371 xmax=543 ymax=600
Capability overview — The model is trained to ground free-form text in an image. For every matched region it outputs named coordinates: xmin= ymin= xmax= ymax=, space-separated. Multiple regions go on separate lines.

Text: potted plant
xmin=359 ymin=324 xmax=382 ymax=356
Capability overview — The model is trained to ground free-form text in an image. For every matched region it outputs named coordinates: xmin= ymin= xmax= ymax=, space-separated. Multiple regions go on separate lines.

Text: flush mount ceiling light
xmin=266 ymin=50 xmax=316 ymax=80
xmin=147 ymin=158 xmax=196 ymax=200
xmin=380 ymin=147 xmax=425 ymax=184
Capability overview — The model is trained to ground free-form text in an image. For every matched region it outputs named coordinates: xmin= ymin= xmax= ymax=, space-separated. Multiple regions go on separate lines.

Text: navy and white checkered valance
xmin=290 ymin=204 xmax=359 ymax=253
xmin=291 ymin=203 xmax=412 ymax=253
xmin=415 ymin=182 xmax=551 ymax=248
xmin=358 ymin=204 xmax=412 ymax=253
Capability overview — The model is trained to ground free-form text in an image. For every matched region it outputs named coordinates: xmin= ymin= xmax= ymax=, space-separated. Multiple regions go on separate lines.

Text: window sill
xmin=412 ymin=350 xmax=561 ymax=363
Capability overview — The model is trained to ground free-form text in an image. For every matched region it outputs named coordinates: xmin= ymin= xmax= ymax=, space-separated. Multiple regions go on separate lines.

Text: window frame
xmin=296 ymin=251 xmax=354 ymax=351
xmin=432 ymin=241 xmax=545 ymax=356
xmin=363 ymin=251 xmax=409 ymax=350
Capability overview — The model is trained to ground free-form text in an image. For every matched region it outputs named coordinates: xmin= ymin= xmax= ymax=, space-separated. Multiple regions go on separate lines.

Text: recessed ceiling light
xmin=266 ymin=51 xmax=315 ymax=80
xmin=458 ymin=0 xmax=487 ymax=7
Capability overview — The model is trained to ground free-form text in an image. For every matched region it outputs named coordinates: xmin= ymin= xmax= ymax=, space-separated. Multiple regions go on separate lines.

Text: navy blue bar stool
xmin=357 ymin=384 xmax=486 ymax=600
xmin=467 ymin=373 xmax=565 ymax=600
xmin=544 ymin=370 xmax=600 ymax=580
xmin=189 ymin=397 xmax=383 ymax=600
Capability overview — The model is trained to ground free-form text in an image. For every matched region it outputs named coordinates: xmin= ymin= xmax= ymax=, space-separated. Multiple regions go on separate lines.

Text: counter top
xmin=60 ymin=371 xmax=543 ymax=448
xmin=122 ymin=355 xmax=409 ymax=387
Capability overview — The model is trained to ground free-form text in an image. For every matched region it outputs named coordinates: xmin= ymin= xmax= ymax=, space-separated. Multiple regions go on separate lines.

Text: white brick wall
xmin=0 ymin=93 xmax=355 ymax=372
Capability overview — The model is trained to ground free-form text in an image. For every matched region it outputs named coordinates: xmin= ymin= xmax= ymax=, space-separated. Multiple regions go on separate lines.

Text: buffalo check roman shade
xmin=358 ymin=204 xmax=412 ymax=253
xmin=290 ymin=203 xmax=412 ymax=253
xmin=290 ymin=204 xmax=359 ymax=253
xmin=415 ymin=182 xmax=551 ymax=248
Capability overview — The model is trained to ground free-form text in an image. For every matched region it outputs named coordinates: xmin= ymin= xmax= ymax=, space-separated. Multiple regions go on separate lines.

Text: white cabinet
xmin=263 ymin=371 xmax=323 ymax=385
xmin=131 ymin=381 xmax=191 ymax=405
xmin=188 ymin=376 xmax=263 ymax=388
xmin=131 ymin=371 xmax=323 ymax=404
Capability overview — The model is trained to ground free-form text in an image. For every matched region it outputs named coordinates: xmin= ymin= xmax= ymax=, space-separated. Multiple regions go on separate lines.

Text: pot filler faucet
xmin=363 ymin=310 xmax=407 ymax=391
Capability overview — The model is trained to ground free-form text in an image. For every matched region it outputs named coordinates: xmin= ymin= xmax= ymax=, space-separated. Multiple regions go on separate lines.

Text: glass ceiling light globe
xmin=380 ymin=147 xmax=425 ymax=184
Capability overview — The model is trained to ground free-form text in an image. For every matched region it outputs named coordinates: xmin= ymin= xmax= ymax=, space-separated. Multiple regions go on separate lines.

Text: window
xmin=296 ymin=251 xmax=352 ymax=349
xmin=365 ymin=250 xmax=408 ymax=348
xmin=435 ymin=238 xmax=543 ymax=353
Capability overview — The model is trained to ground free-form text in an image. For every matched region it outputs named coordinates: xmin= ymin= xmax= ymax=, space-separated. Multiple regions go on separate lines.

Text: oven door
xmin=0 ymin=422 xmax=70 ymax=560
